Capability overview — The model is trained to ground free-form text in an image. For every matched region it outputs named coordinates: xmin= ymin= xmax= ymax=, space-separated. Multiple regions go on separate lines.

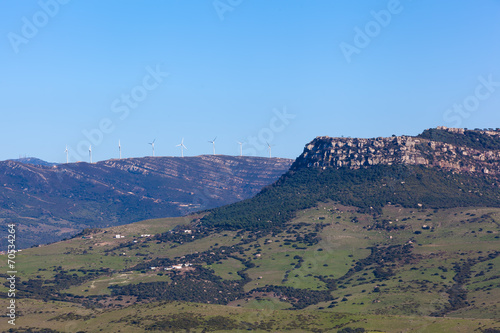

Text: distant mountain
xmin=0 ymin=155 xmax=292 ymax=248
xmin=9 ymin=157 xmax=58 ymax=167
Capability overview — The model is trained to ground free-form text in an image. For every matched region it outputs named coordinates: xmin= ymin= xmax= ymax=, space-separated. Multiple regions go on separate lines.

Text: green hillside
xmin=418 ymin=128 xmax=500 ymax=151
xmin=2 ymin=203 xmax=499 ymax=332
xmin=201 ymin=165 xmax=500 ymax=230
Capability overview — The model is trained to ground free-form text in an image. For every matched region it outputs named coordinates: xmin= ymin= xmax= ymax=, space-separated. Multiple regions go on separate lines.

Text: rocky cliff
xmin=291 ymin=127 xmax=500 ymax=176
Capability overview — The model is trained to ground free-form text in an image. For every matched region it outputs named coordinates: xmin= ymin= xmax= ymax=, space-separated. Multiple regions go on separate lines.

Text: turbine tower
xmin=64 ymin=145 xmax=69 ymax=163
xmin=119 ymin=140 xmax=122 ymax=159
xmin=266 ymin=141 xmax=274 ymax=158
xmin=208 ymin=137 xmax=217 ymax=155
xmin=176 ymin=138 xmax=187 ymax=157
xmin=149 ymin=139 xmax=156 ymax=157
xmin=237 ymin=141 xmax=243 ymax=157
xmin=89 ymin=145 xmax=92 ymax=163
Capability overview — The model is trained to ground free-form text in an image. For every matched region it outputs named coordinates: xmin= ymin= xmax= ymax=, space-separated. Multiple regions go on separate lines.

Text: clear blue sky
xmin=1 ymin=0 xmax=499 ymax=163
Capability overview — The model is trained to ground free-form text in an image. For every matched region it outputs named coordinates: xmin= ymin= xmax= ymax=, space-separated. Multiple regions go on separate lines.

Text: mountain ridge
xmin=0 ymin=155 xmax=292 ymax=248
xmin=7 ymin=157 xmax=59 ymax=166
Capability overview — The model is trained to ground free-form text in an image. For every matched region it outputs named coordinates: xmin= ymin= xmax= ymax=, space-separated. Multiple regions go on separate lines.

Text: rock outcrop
xmin=291 ymin=127 xmax=500 ymax=176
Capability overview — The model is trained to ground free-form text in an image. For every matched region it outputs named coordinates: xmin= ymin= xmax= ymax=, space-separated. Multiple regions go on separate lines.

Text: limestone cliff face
xmin=291 ymin=127 xmax=500 ymax=176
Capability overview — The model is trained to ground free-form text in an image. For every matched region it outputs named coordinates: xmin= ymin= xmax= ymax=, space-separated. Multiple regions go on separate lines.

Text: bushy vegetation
xmin=418 ymin=128 xmax=500 ymax=151
xmin=202 ymin=165 xmax=500 ymax=230
xmin=5 ymin=329 xmax=63 ymax=333
xmin=144 ymin=313 xmax=241 ymax=331
xmin=337 ymin=244 xmax=414 ymax=283
xmin=110 ymin=267 xmax=244 ymax=305
xmin=431 ymin=251 xmax=500 ymax=317
xmin=4 ymin=202 xmax=500 ymax=331
xmin=338 ymin=328 xmax=366 ymax=333
xmin=12 ymin=267 xmax=112 ymax=301
xmin=254 ymin=285 xmax=333 ymax=309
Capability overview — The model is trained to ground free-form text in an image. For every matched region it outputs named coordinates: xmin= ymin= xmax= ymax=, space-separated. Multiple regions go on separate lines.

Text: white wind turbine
xmin=266 ymin=141 xmax=275 ymax=158
xmin=176 ymin=138 xmax=187 ymax=157
xmin=119 ymin=140 xmax=122 ymax=159
xmin=89 ymin=145 xmax=92 ymax=163
xmin=237 ymin=141 xmax=243 ymax=157
xmin=149 ymin=139 xmax=156 ymax=157
xmin=64 ymin=145 xmax=69 ymax=163
xmin=208 ymin=137 xmax=217 ymax=155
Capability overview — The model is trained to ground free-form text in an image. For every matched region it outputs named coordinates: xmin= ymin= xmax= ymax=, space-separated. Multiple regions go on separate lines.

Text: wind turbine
xmin=176 ymin=138 xmax=187 ymax=157
xmin=118 ymin=140 xmax=122 ymax=159
xmin=208 ymin=137 xmax=217 ymax=155
xmin=237 ymin=141 xmax=243 ymax=157
xmin=266 ymin=141 xmax=274 ymax=158
xmin=149 ymin=139 xmax=156 ymax=157
xmin=64 ymin=145 xmax=69 ymax=163
xmin=89 ymin=145 xmax=92 ymax=163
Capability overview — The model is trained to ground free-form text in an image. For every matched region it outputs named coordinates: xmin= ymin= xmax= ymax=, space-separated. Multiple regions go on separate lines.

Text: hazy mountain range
xmin=0 ymin=155 xmax=292 ymax=248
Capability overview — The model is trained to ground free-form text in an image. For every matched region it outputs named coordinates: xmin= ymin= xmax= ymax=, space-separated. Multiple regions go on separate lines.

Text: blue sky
xmin=1 ymin=0 xmax=499 ymax=163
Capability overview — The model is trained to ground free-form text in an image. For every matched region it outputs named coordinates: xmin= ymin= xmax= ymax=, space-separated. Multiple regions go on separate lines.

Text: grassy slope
xmin=1 ymin=298 xmax=498 ymax=333
xmin=1 ymin=204 xmax=499 ymax=332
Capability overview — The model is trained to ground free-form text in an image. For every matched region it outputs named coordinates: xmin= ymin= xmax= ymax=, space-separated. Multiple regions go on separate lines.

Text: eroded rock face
xmin=291 ymin=127 xmax=500 ymax=176
xmin=0 ymin=155 xmax=293 ymax=248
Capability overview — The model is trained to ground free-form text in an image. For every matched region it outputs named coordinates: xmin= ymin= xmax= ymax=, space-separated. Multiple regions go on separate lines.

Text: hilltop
xmin=0 ymin=155 xmax=292 ymax=248
xmin=1 ymin=127 xmax=499 ymax=332
xmin=8 ymin=157 xmax=58 ymax=167
xmin=202 ymin=127 xmax=500 ymax=230
xmin=292 ymin=126 xmax=500 ymax=174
